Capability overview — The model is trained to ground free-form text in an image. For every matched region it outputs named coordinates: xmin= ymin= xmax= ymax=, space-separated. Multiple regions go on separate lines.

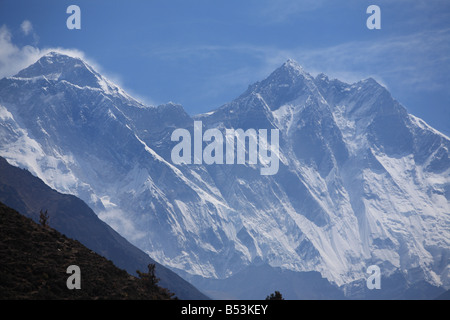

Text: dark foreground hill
xmin=0 ymin=201 xmax=174 ymax=300
xmin=0 ymin=156 xmax=209 ymax=300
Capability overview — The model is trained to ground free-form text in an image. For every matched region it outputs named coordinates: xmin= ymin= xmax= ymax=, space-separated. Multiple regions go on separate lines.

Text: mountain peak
xmin=15 ymin=51 xmax=103 ymax=89
xmin=283 ymin=58 xmax=304 ymax=70
xmin=278 ymin=59 xmax=310 ymax=77
xmin=17 ymin=51 xmax=86 ymax=75
xmin=360 ymin=77 xmax=382 ymax=87
xmin=230 ymin=59 xmax=318 ymax=111
xmin=43 ymin=50 xmax=79 ymax=60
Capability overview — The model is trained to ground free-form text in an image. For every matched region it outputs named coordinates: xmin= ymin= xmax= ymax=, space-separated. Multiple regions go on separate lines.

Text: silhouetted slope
xmin=435 ymin=290 xmax=450 ymax=300
xmin=0 ymin=156 xmax=209 ymax=300
xmin=0 ymin=202 xmax=173 ymax=300
xmin=191 ymin=264 xmax=346 ymax=300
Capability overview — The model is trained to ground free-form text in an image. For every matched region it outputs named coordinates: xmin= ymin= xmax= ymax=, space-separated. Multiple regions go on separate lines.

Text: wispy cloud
xmin=0 ymin=23 xmax=156 ymax=105
xmin=288 ymin=28 xmax=450 ymax=91
xmin=260 ymin=30 xmax=450 ymax=91
xmin=254 ymin=0 xmax=327 ymax=24
xmin=0 ymin=24 xmax=90 ymax=79
xmin=98 ymin=208 xmax=147 ymax=243
xmin=0 ymin=25 xmax=42 ymax=79
xmin=141 ymin=25 xmax=450 ymax=115
xmin=20 ymin=19 xmax=39 ymax=45
xmin=20 ymin=20 xmax=33 ymax=36
xmin=170 ymin=27 xmax=450 ymax=91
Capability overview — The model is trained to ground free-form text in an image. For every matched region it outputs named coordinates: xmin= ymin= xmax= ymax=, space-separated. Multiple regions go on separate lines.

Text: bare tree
xmin=39 ymin=209 xmax=49 ymax=228
xmin=137 ymin=264 xmax=159 ymax=287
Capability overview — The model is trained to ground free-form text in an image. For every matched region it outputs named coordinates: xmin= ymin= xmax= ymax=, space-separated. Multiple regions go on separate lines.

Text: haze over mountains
xmin=0 ymin=52 xmax=448 ymax=299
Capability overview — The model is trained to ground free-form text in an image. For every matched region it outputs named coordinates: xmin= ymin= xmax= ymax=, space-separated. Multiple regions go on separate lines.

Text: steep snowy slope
xmin=197 ymin=60 xmax=449 ymax=290
xmin=0 ymin=53 xmax=448 ymax=298
xmin=0 ymin=52 xmax=246 ymax=281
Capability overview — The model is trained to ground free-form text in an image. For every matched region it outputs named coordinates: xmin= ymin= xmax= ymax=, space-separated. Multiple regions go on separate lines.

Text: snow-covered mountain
xmin=0 ymin=52 xmax=448 ymax=299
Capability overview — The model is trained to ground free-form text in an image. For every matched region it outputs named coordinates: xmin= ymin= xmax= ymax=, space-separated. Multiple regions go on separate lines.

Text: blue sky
xmin=0 ymin=0 xmax=449 ymax=135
